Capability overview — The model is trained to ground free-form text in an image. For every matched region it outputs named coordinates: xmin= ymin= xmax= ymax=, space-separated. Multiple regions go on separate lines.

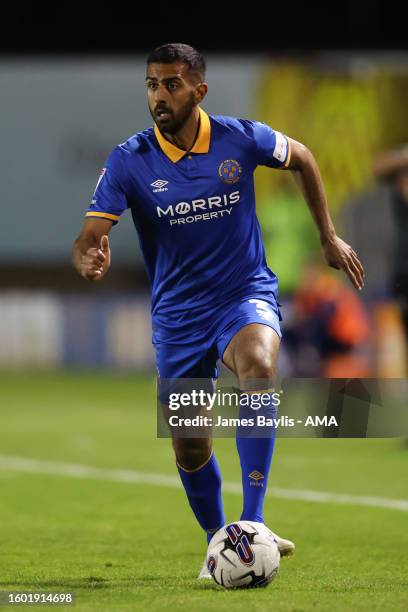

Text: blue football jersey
xmin=86 ymin=108 xmax=291 ymax=343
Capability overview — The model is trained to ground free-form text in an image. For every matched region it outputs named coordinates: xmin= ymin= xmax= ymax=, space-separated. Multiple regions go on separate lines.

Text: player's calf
xmin=175 ymin=441 xmax=225 ymax=542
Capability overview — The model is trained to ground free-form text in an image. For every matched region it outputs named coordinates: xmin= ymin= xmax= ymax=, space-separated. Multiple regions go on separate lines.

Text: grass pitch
xmin=0 ymin=372 xmax=407 ymax=611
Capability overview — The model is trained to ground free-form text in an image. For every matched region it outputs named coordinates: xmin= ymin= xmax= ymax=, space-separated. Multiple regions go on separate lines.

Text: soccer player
xmin=72 ymin=43 xmax=365 ymax=577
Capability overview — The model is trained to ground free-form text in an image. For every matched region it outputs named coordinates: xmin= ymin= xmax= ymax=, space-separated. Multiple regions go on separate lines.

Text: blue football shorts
xmin=155 ymin=295 xmax=282 ymax=403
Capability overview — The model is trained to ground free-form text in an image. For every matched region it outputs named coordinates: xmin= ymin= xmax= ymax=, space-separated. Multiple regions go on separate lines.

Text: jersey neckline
xmin=153 ymin=107 xmax=211 ymax=163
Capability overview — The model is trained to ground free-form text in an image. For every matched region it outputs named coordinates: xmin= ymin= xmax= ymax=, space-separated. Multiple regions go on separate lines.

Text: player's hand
xmin=322 ymin=235 xmax=365 ymax=290
xmin=80 ymin=235 xmax=111 ymax=281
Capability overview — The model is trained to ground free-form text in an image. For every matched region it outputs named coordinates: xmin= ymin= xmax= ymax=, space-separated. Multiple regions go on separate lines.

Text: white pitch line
xmin=0 ymin=455 xmax=407 ymax=512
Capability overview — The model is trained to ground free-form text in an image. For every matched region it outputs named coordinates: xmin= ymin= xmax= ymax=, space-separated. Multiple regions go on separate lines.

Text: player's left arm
xmin=283 ymin=137 xmax=365 ymax=290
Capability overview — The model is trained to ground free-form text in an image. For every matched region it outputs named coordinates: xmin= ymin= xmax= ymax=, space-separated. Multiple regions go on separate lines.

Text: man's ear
xmin=195 ymin=82 xmax=208 ymax=104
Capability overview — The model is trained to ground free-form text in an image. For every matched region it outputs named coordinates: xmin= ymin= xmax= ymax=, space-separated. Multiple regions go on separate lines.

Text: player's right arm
xmin=72 ymin=147 xmax=129 ymax=281
xmin=72 ymin=218 xmax=112 ymax=281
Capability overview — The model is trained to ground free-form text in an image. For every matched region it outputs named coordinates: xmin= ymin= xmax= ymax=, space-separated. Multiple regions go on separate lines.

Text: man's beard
xmin=150 ymin=94 xmax=195 ymax=135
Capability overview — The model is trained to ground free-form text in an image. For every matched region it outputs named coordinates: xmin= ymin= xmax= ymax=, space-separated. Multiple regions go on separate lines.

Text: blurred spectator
xmin=284 ymin=264 xmax=371 ymax=377
xmin=373 ymin=146 xmax=408 ymax=342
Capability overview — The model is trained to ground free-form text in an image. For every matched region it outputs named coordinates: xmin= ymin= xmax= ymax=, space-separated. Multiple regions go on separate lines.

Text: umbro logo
xmin=249 ymin=470 xmax=264 ymax=481
xmin=151 ymin=179 xmax=169 ymax=192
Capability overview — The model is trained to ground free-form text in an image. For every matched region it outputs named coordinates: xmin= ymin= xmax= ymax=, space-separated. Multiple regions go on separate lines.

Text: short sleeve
xmin=85 ymin=147 xmax=129 ymax=225
xmin=252 ymin=121 xmax=291 ymax=169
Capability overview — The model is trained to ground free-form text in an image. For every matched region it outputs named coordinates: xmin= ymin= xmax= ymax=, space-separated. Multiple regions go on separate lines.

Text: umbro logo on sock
xmin=249 ymin=470 xmax=264 ymax=487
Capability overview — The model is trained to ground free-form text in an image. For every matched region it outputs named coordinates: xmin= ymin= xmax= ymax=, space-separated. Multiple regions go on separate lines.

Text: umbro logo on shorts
xmin=151 ymin=179 xmax=169 ymax=192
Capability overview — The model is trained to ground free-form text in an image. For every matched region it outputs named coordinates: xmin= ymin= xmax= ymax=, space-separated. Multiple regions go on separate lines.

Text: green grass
xmin=0 ymin=372 xmax=407 ymax=611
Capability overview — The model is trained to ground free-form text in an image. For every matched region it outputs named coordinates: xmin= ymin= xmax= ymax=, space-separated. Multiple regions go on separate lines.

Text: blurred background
xmin=1 ymin=2 xmax=408 ymax=379
xmin=2 ymin=57 xmax=408 ymax=378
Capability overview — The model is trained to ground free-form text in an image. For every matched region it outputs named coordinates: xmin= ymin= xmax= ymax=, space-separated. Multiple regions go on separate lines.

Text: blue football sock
xmin=236 ymin=392 xmax=277 ymax=523
xmin=177 ymin=451 xmax=225 ymax=542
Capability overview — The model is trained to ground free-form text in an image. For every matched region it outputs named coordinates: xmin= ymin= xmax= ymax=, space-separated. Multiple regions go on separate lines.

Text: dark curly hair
xmin=147 ymin=43 xmax=206 ymax=81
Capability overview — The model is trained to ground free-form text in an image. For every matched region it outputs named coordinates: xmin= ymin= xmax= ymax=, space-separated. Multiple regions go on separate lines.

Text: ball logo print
xmin=207 ymin=556 xmax=217 ymax=575
xmin=218 ymin=159 xmax=242 ymax=184
xmin=225 ymin=522 xmax=243 ymax=544
xmin=236 ymin=537 xmax=256 ymax=566
xmin=225 ymin=524 xmax=255 ymax=566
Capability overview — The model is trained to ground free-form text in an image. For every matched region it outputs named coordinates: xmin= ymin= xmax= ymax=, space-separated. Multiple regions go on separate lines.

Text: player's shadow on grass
xmin=0 ymin=576 xmax=215 ymax=591
xmin=0 ymin=577 xmax=109 ymax=590
xmin=0 ymin=575 xmax=164 ymax=590
xmin=193 ymin=582 xmax=217 ymax=590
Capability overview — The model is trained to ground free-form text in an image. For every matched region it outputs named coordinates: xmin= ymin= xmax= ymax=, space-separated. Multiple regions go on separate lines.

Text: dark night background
xmin=2 ymin=0 xmax=408 ymax=54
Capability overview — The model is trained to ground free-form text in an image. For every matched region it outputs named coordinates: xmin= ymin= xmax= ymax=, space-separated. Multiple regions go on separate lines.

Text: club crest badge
xmin=218 ymin=159 xmax=242 ymax=184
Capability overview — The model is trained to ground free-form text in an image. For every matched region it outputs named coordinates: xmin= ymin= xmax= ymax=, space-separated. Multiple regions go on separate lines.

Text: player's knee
xmin=172 ymin=438 xmax=212 ymax=471
xmin=237 ymin=347 xmax=275 ymax=382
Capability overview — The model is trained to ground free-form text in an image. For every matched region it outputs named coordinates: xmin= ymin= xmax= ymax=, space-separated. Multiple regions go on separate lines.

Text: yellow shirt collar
xmin=154 ymin=107 xmax=211 ymax=163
